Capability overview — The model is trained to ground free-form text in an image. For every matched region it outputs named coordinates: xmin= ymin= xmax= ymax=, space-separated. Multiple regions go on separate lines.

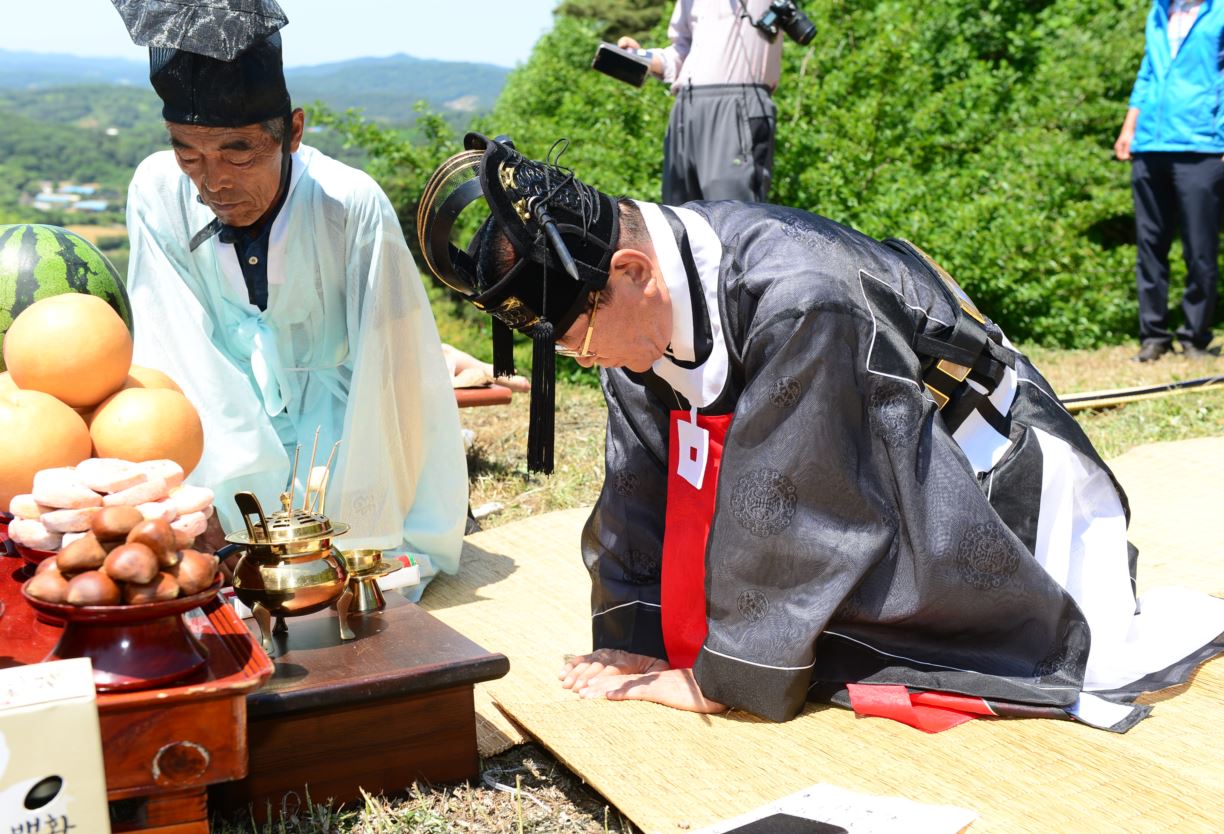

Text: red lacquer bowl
xmin=13 ymin=542 xmax=56 ymax=571
xmin=21 ymin=576 xmax=222 ymax=693
xmin=0 ymin=512 xmax=16 ymax=559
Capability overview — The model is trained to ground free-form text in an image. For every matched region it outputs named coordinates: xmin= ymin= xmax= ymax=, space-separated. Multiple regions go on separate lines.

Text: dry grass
xmin=212 ymin=744 xmax=639 ymax=834
xmin=462 ymin=382 xmax=607 ymax=529
xmin=1028 ymin=335 xmax=1224 ymax=459
xmin=1026 ymin=338 xmax=1221 ymax=393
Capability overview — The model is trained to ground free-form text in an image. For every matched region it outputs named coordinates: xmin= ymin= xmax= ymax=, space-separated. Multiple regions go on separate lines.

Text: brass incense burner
xmin=221 ymin=437 xmax=354 ymax=653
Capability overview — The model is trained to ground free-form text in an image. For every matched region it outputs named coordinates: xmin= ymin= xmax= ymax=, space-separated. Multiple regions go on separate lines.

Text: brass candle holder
xmin=342 ymin=549 xmax=403 ymax=614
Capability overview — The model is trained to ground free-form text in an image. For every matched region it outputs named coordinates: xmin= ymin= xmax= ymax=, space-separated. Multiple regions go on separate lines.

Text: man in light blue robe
xmin=121 ymin=20 xmax=467 ymax=582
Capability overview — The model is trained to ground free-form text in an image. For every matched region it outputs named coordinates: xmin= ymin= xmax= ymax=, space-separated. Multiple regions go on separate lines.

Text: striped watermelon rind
xmin=0 ymin=224 xmax=134 ymax=372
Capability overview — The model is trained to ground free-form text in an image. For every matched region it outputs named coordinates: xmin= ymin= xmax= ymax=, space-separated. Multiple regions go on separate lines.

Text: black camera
xmin=754 ymin=0 xmax=816 ymax=45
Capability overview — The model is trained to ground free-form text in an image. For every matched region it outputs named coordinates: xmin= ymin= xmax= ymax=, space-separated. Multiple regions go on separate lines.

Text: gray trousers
xmin=663 ymin=84 xmax=776 ymax=205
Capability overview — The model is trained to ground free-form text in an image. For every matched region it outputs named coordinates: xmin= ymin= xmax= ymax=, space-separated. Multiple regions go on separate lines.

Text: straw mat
xmin=421 ymin=438 xmax=1224 ymax=833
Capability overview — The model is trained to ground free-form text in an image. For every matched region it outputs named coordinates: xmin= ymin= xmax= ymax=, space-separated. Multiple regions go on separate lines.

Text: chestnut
xmin=102 ymin=543 xmax=160 ymax=585
xmin=35 ymin=556 xmax=62 ymax=575
xmin=173 ymin=549 xmax=220 ymax=595
xmin=65 ymin=571 xmax=121 ymax=606
xmin=125 ymin=518 xmax=176 ymax=556
xmin=124 ymin=571 xmax=182 ymax=604
xmin=56 ymin=534 xmax=107 ymax=574
xmin=26 ymin=570 xmax=70 ymax=603
xmin=91 ymin=506 xmax=145 ymax=542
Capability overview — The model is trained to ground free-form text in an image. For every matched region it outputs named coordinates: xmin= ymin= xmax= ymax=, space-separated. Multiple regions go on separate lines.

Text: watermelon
xmin=0 ymin=224 xmax=134 ymax=372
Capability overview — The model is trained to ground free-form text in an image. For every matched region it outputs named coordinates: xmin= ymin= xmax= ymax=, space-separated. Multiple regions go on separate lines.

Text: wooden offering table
xmin=212 ymin=594 xmax=510 ymax=820
xmin=0 ymin=556 xmax=273 ymax=834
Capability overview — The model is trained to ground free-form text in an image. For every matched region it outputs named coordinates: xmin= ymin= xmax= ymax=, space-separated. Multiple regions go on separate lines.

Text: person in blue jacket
xmin=1114 ymin=0 xmax=1224 ymax=361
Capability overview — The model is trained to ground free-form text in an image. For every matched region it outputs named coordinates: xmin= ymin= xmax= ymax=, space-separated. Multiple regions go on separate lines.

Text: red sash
xmin=657 ymin=413 xmax=990 ymax=731
xmin=660 ymin=410 xmax=733 ymax=669
xmin=846 ymin=684 xmax=983 ymax=732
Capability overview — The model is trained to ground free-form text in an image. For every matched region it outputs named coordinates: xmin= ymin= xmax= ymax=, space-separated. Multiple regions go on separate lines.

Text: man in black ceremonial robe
xmin=418 ymin=134 xmax=1224 ymax=732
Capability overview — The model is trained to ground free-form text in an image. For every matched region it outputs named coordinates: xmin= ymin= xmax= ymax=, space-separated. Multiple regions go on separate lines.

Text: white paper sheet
xmin=695 ymin=783 xmax=977 ymax=834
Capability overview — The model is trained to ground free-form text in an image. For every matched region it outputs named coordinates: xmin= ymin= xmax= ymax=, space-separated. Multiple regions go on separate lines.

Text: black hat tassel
xmin=526 ymin=320 xmax=555 ymax=474
xmin=492 ymin=318 xmax=517 ymax=379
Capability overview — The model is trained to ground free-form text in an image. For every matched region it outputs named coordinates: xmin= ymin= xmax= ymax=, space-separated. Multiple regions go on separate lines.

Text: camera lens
xmin=784 ymin=11 xmax=816 ymax=46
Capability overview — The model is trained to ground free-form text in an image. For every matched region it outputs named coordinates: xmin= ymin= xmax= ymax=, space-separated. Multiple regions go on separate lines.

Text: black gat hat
xmin=111 ymin=0 xmax=291 ymax=127
xmin=418 ymin=133 xmax=621 ymax=473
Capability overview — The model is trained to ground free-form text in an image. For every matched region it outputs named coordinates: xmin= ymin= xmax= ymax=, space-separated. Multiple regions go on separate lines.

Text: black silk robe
xmin=581 ymin=201 xmax=1136 ymax=723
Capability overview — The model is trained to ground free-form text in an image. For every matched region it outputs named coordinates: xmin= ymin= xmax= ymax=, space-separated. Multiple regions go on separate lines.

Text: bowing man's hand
xmin=559 ymin=650 xmax=727 ymax=714
xmin=560 ymin=648 xmax=667 ymax=688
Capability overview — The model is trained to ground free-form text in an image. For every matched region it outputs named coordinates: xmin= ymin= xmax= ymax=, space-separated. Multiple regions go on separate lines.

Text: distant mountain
xmin=0 ymin=49 xmax=510 ymax=125
xmin=0 ymin=85 xmax=161 ymax=130
xmin=0 ymin=50 xmax=147 ymax=87
xmin=287 ymin=54 xmax=508 ymax=122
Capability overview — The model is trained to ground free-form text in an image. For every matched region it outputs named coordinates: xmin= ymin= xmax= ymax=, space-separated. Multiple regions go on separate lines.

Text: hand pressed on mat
xmin=560 ymin=649 xmax=727 ymax=714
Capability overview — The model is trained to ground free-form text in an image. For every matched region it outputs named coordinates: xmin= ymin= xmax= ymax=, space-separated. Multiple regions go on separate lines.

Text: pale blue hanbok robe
xmin=124 ymin=144 xmax=467 ymax=577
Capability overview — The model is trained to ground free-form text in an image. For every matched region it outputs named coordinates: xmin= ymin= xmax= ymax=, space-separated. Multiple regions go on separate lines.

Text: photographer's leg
xmin=663 ymin=97 xmax=696 ymax=205
xmin=747 ymin=93 xmax=777 ymax=202
xmin=693 ymin=87 xmax=771 ymax=203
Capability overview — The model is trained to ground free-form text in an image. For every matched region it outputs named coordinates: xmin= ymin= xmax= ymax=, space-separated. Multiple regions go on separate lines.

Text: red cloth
xmin=847 ymin=683 xmax=992 ymax=732
xmin=660 ymin=410 xmax=733 ymax=669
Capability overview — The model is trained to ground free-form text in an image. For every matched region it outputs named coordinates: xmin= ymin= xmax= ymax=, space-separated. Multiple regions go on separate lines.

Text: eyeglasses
xmin=555 ymin=290 xmax=600 ymax=359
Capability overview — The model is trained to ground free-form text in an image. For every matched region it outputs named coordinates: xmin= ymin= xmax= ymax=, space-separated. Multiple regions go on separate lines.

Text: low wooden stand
xmin=455 ymin=384 xmax=513 ymax=409
xmin=211 ymin=594 xmax=509 ymax=821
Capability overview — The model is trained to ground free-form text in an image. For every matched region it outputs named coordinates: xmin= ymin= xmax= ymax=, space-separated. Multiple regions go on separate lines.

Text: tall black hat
xmin=111 ymin=0 xmax=291 ymax=126
xmin=418 ymin=133 xmax=621 ymax=473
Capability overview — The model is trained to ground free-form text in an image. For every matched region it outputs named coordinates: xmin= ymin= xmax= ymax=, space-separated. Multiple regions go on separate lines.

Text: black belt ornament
xmin=884 ymin=239 xmax=1016 ymax=435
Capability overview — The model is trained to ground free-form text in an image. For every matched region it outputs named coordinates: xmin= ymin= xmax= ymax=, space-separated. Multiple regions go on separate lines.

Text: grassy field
xmin=210 ymin=336 xmax=1224 ymax=834
xmin=62 ymin=223 xmax=128 ymax=244
xmin=1025 ymin=340 xmax=1224 ymax=457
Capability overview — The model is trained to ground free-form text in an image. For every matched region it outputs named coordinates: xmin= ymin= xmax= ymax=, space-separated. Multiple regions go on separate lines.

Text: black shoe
xmin=1180 ymin=343 xmax=1218 ymax=360
xmin=1134 ymin=340 xmax=1171 ymax=362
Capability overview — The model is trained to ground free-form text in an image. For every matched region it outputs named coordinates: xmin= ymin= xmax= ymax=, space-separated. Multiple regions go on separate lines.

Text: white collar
xmin=213 ymin=149 xmax=307 ymax=304
xmin=635 ymin=200 xmax=729 ymax=408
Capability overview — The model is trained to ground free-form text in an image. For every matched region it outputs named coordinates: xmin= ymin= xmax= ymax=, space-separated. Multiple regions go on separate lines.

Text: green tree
xmin=768 ymin=0 xmax=1148 ymax=346
xmin=473 ymin=1 xmax=1159 ymax=346
xmin=475 ymin=14 xmax=673 ymax=202
xmin=316 ymin=1 xmax=1166 ymax=348
xmin=557 ymin=0 xmax=671 ymax=42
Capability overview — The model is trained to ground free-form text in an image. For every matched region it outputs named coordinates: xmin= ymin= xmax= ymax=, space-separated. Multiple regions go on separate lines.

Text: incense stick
xmin=287 ymin=444 xmax=301 ymax=511
xmin=316 ymin=440 xmax=342 ymax=514
xmin=302 ymin=427 xmax=321 ymax=511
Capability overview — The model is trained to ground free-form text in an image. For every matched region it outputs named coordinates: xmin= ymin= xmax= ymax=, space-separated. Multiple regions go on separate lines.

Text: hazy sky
xmin=0 ymin=1 xmax=563 ymax=68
